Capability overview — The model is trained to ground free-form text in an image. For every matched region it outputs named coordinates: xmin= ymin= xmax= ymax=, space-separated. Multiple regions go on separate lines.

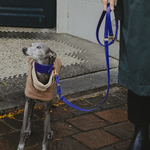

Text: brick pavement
xmin=0 ymin=87 xmax=147 ymax=150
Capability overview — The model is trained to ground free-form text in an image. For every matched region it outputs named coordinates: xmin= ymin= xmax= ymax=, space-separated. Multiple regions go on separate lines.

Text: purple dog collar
xmin=34 ymin=61 xmax=54 ymax=74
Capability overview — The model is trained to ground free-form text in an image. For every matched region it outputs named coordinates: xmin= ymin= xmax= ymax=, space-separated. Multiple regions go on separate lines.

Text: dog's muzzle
xmin=22 ymin=48 xmax=28 ymax=56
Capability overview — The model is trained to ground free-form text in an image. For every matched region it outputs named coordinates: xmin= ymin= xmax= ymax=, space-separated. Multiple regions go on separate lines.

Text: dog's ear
xmin=47 ymin=48 xmax=56 ymax=57
xmin=47 ymin=48 xmax=57 ymax=62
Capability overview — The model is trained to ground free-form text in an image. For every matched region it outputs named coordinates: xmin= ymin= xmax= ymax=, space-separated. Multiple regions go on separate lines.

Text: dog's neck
xmin=35 ymin=57 xmax=52 ymax=65
xmin=35 ymin=57 xmax=52 ymax=85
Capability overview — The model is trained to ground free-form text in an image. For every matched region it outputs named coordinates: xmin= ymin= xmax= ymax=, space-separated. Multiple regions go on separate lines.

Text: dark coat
xmin=115 ymin=0 xmax=150 ymax=96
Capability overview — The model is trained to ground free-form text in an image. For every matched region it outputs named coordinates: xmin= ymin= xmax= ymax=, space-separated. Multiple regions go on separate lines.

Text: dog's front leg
xmin=42 ymin=101 xmax=54 ymax=150
xmin=17 ymin=97 xmax=35 ymax=150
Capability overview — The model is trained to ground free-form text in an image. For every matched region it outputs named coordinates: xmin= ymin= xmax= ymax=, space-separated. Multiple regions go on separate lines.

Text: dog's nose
xmin=22 ymin=47 xmax=27 ymax=53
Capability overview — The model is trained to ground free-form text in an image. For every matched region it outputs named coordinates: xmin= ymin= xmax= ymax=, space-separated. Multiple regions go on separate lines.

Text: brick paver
xmin=1 ymin=131 xmax=43 ymax=150
xmin=49 ymin=137 xmax=91 ymax=150
xmin=113 ymin=140 xmax=131 ymax=150
xmin=95 ymin=108 xmax=128 ymax=124
xmin=31 ymin=120 xmax=44 ymax=136
xmin=51 ymin=121 xmax=80 ymax=138
xmin=0 ymin=120 xmax=14 ymax=134
xmin=105 ymin=122 xmax=134 ymax=140
xmin=67 ymin=114 xmax=109 ymax=131
xmin=3 ymin=113 xmax=23 ymax=130
xmin=50 ymin=107 xmax=73 ymax=122
xmin=98 ymin=146 xmax=118 ymax=150
xmin=0 ymin=137 xmax=14 ymax=150
xmin=73 ymin=129 xmax=119 ymax=149
xmin=3 ymin=112 xmax=38 ymax=130
xmin=33 ymin=108 xmax=44 ymax=119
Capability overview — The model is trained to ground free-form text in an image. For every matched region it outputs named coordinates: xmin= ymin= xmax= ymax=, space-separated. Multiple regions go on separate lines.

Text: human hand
xmin=101 ymin=0 xmax=115 ymax=11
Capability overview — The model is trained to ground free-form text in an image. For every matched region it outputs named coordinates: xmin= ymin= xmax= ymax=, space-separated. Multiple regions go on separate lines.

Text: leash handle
xmin=54 ymin=4 xmax=118 ymax=112
xmin=96 ymin=4 xmax=118 ymax=46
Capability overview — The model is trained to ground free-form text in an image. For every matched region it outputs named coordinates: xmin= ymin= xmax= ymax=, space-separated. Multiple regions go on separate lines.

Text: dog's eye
xmin=37 ymin=46 xmax=41 ymax=49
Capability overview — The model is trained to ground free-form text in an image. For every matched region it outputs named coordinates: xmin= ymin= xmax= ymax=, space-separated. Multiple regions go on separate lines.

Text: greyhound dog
xmin=17 ymin=43 xmax=57 ymax=150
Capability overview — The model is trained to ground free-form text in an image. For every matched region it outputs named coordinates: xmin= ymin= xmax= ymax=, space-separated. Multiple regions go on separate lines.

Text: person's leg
xmin=127 ymin=90 xmax=150 ymax=150
xmin=128 ymin=90 xmax=150 ymax=125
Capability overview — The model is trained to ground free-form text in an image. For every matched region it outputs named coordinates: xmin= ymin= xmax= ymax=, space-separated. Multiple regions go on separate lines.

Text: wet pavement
xmin=0 ymin=87 xmax=141 ymax=150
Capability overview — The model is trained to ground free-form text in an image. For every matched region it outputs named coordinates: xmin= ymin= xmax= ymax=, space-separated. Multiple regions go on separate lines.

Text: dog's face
xmin=22 ymin=43 xmax=56 ymax=62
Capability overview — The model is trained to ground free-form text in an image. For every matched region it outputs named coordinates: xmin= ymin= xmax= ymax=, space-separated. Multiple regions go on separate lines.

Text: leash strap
xmin=56 ymin=4 xmax=118 ymax=111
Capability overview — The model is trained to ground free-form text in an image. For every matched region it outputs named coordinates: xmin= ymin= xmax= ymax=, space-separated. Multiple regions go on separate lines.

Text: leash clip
xmin=54 ymin=69 xmax=58 ymax=75
xmin=57 ymin=94 xmax=61 ymax=100
xmin=53 ymin=62 xmax=58 ymax=76
xmin=109 ymin=35 xmax=116 ymax=43
xmin=103 ymin=36 xmax=116 ymax=43
xmin=109 ymin=35 xmax=115 ymax=40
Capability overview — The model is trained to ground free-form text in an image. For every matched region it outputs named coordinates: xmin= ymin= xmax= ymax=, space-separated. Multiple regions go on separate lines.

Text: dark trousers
xmin=128 ymin=90 xmax=150 ymax=126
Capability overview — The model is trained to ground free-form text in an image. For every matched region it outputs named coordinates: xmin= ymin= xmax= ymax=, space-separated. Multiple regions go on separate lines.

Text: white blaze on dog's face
xmin=23 ymin=43 xmax=56 ymax=62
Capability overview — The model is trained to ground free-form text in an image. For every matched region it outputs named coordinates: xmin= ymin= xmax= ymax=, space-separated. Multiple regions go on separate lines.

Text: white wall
xmin=57 ymin=0 xmax=116 ymax=43
xmin=57 ymin=0 xmax=69 ymax=33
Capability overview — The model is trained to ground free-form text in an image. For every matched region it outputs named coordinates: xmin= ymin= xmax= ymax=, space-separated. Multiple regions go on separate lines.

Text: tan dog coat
xmin=25 ymin=56 xmax=62 ymax=101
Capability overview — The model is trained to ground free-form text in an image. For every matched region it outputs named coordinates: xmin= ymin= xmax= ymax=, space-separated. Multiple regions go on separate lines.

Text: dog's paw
xmin=17 ymin=143 xmax=25 ymax=150
xmin=47 ymin=131 xmax=54 ymax=140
